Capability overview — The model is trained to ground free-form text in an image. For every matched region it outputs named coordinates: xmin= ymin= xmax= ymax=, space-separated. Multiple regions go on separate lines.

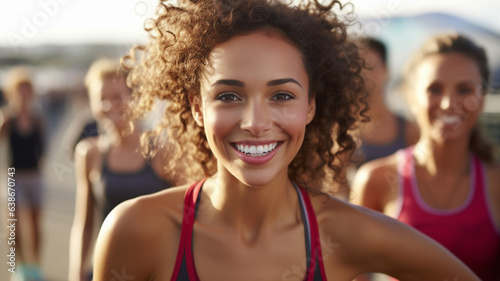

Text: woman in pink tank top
xmin=352 ymin=34 xmax=500 ymax=281
xmin=91 ymin=2 xmax=480 ymax=281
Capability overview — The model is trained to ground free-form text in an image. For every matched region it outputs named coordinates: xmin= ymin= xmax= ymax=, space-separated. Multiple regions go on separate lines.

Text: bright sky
xmin=1 ymin=0 xmax=499 ymax=49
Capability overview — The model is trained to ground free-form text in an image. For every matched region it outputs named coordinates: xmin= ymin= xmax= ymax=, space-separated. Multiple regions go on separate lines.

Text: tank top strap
xmin=471 ymin=154 xmax=500 ymax=235
xmin=395 ymin=115 xmax=407 ymax=144
xmin=400 ymin=146 xmax=414 ymax=179
xmin=472 ymin=154 xmax=484 ymax=199
xmin=99 ymin=140 xmax=113 ymax=172
xmin=393 ymin=146 xmax=415 ymax=219
xmin=171 ymin=180 xmax=205 ymax=281
xmin=296 ymin=185 xmax=328 ymax=281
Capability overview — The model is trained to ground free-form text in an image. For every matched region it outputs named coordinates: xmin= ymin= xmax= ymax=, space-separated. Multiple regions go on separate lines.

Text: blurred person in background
xmin=68 ymin=58 xmax=173 ymax=281
xmin=352 ymin=33 xmax=500 ymax=281
xmin=355 ymin=37 xmax=419 ymax=165
xmin=0 ymin=66 xmax=46 ymax=281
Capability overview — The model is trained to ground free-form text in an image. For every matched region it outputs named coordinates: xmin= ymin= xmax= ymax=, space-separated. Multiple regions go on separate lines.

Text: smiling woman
xmin=93 ymin=1 xmax=481 ymax=281
xmin=190 ymin=31 xmax=315 ymax=186
xmin=352 ymin=34 xmax=500 ymax=280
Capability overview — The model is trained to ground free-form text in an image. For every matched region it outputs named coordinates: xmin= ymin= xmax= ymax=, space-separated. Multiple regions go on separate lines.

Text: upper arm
xmin=73 ymin=139 xmax=99 ymax=223
xmin=347 ymin=209 xmax=479 ymax=280
xmin=350 ymin=161 xmax=394 ymax=212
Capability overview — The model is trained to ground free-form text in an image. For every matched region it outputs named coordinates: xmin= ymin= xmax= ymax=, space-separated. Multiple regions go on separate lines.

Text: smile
xmin=233 ymin=142 xmax=280 ymax=157
xmin=439 ymin=115 xmax=461 ymax=125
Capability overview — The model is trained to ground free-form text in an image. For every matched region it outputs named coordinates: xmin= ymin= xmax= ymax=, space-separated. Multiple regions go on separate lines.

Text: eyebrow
xmin=267 ymin=78 xmax=302 ymax=88
xmin=211 ymin=78 xmax=302 ymax=88
xmin=212 ymin=79 xmax=245 ymax=87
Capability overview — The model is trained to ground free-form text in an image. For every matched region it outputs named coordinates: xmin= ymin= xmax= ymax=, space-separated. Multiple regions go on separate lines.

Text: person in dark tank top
xmin=68 ymin=58 xmax=175 ymax=281
xmin=0 ymin=66 xmax=46 ymax=281
xmin=355 ymin=38 xmax=420 ymax=163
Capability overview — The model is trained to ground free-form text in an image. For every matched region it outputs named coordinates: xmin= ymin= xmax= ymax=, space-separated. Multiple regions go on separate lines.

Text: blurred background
xmin=0 ymin=0 xmax=499 ymax=280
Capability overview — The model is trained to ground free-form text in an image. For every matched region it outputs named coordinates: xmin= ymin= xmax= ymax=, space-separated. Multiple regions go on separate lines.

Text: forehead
xmin=202 ymin=31 xmax=307 ymax=85
xmin=90 ymin=75 xmax=128 ymax=99
xmin=415 ymin=53 xmax=481 ymax=82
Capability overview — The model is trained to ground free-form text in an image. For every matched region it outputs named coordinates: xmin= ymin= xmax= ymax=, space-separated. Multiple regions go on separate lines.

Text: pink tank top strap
xmin=472 ymin=154 xmax=500 ymax=235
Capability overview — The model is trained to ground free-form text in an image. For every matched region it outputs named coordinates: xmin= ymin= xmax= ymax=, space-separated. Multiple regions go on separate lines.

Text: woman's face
xmin=409 ymin=52 xmax=484 ymax=144
xmin=91 ymin=76 xmax=132 ymax=128
xmin=194 ymin=30 xmax=315 ymax=186
xmin=11 ymin=82 xmax=33 ymax=109
xmin=361 ymin=49 xmax=388 ymax=98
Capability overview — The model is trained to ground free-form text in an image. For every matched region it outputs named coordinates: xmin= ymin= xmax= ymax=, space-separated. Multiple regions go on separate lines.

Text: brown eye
xmin=216 ymin=92 xmax=241 ymax=102
xmin=272 ymin=92 xmax=294 ymax=101
xmin=457 ymin=87 xmax=474 ymax=95
xmin=427 ymin=84 xmax=442 ymax=96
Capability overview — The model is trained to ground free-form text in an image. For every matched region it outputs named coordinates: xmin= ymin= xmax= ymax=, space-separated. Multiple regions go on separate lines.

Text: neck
xmin=106 ymin=125 xmax=140 ymax=148
xmin=413 ymin=138 xmax=470 ymax=176
xmin=204 ymin=170 xmax=300 ymax=239
xmin=368 ymin=92 xmax=391 ymax=116
xmin=12 ymin=103 xmax=30 ymax=116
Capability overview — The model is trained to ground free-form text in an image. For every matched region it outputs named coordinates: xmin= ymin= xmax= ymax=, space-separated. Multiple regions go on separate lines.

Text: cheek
xmin=204 ymin=106 xmax=239 ymax=139
xmin=270 ymin=105 xmax=309 ymax=136
xmin=462 ymin=94 xmax=483 ymax=114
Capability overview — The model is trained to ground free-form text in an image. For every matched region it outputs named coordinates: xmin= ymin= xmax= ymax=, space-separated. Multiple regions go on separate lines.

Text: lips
xmin=231 ymin=141 xmax=283 ymax=165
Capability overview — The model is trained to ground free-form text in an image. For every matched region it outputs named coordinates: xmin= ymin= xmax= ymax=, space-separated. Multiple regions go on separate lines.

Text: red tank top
xmin=170 ymin=179 xmax=328 ymax=281
xmin=394 ymin=147 xmax=500 ymax=281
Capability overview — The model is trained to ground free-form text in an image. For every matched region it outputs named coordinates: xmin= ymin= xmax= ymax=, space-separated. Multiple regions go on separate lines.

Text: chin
xmin=233 ymin=170 xmax=282 ymax=188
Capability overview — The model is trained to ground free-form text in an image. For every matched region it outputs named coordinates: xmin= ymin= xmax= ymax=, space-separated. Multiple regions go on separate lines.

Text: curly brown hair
xmin=123 ymin=0 xmax=367 ymax=191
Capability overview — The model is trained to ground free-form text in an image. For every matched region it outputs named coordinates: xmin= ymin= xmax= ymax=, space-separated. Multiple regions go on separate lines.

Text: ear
xmin=189 ymin=95 xmax=204 ymax=127
xmin=306 ymin=97 xmax=316 ymax=124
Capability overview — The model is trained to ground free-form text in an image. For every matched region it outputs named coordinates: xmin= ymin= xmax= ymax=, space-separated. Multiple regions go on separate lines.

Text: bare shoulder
xmin=103 ymin=183 xmax=192 ymax=237
xmin=312 ymin=194 xmax=400 ymax=257
xmin=311 ymin=196 xmax=479 ymax=280
xmin=0 ymin=107 xmax=13 ymax=135
xmin=350 ymin=152 xmax=400 ymax=210
xmin=74 ymin=136 xmax=100 ymax=160
xmin=94 ymin=184 xmax=192 ymax=280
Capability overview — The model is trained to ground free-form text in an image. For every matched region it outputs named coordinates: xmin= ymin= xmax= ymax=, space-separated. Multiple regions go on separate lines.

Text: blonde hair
xmin=84 ymin=58 xmax=128 ymax=117
xmin=3 ymin=66 xmax=34 ymax=104
xmin=85 ymin=58 xmax=125 ymax=95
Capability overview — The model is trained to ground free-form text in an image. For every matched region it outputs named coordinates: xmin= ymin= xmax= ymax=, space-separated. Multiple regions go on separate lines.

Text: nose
xmin=240 ymin=100 xmax=272 ymax=136
xmin=440 ymin=94 xmax=451 ymax=111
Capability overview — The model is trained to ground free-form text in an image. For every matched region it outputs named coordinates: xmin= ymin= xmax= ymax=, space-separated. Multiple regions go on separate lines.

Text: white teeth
xmin=441 ymin=115 xmax=461 ymax=124
xmin=235 ymin=142 xmax=279 ymax=156
xmin=256 ymin=145 xmax=264 ymax=154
